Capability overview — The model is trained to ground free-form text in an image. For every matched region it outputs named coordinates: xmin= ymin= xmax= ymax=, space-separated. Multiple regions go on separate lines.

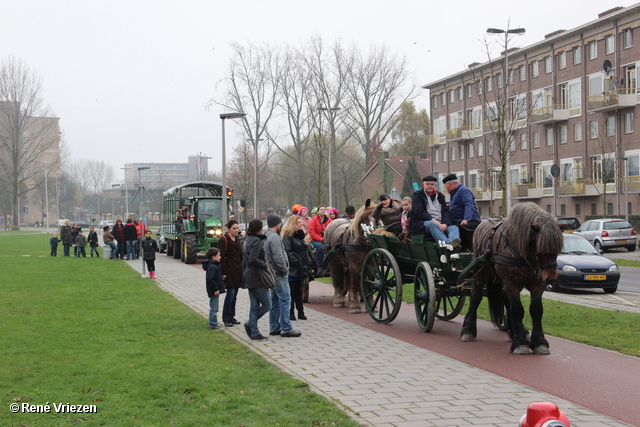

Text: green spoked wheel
xmin=361 ymin=248 xmax=402 ymax=323
xmin=414 ymin=262 xmax=436 ymax=332
xmin=435 ymin=293 xmax=466 ymax=321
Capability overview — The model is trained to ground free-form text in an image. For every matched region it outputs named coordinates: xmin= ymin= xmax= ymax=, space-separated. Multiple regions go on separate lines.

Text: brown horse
xmin=461 ymin=202 xmax=564 ymax=354
xmin=323 ymin=199 xmax=377 ymax=313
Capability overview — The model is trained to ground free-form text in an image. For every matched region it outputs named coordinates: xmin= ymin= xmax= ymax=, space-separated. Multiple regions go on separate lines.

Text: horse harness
xmin=480 ymin=221 xmax=556 ymax=279
xmin=321 ymin=223 xmax=369 ymax=270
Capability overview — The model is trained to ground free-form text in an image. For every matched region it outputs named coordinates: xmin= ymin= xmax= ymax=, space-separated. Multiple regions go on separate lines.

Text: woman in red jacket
xmin=308 ymin=205 xmax=331 ymax=276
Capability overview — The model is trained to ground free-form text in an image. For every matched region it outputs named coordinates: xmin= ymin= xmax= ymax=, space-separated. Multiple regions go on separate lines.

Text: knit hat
xmin=291 ymin=204 xmax=302 ymax=214
xmin=299 ymin=206 xmax=308 ymax=213
xmin=267 ymin=213 xmax=282 ymax=228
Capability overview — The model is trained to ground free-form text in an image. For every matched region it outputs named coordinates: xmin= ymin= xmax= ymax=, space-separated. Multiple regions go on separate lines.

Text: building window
xmin=485 ymin=76 xmax=493 ymax=92
xmin=433 ymin=95 xmax=438 ymax=108
xmin=478 ymin=141 xmax=484 ymax=157
xmin=521 ymin=133 xmax=528 ymax=150
xmin=591 ymin=203 xmax=597 ymax=215
xmin=468 ymin=142 xmax=474 ymax=158
xmin=607 ymin=203 xmax=613 ymax=216
xmin=441 ymin=92 xmax=446 ymax=106
xmin=508 ymin=70 xmax=514 ymax=85
xmin=476 ymin=80 xmax=483 ymax=94
xmin=434 ymin=149 xmax=439 ymax=163
xmin=561 ymin=204 xmax=566 ymax=216
xmin=574 ymin=122 xmax=583 ymax=141
xmin=559 ymin=125 xmax=568 ymax=144
xmin=546 ymin=205 xmax=552 ymax=213
xmin=575 ymin=203 xmax=581 ymax=216
xmin=458 ymin=86 xmax=463 ymax=100
xmin=589 ymin=40 xmax=597 ymax=60
xmin=450 ymin=146 xmax=456 ymax=161
xmin=532 ymin=61 xmax=539 ymax=78
xmin=449 ymin=90 xmax=454 ymax=104
xmin=546 ymin=128 xmax=554 ymax=146
xmin=459 ymin=144 xmax=465 ymax=159
xmin=624 ymin=28 xmax=633 ymax=48
xmin=545 ymin=56 xmax=552 ymax=73
xmin=605 ymin=35 xmax=615 ymax=54
xmin=497 ymin=73 xmax=503 ymax=88
xmin=467 ymin=84 xmax=472 ymax=98
xmin=533 ymin=131 xmax=540 ymax=148
xmin=573 ymin=46 xmax=582 ymax=64
xmin=625 ymin=112 xmax=634 ymax=133
xmin=22 ymin=206 xmax=30 ymax=214
xmin=558 ymin=51 xmax=566 ymax=69
xmin=590 ymin=120 xmax=599 ymax=139
xmin=442 ymin=147 xmax=447 ymax=162
xmin=488 ymin=140 xmax=494 ymax=156
xmin=606 ymin=115 xmax=616 ymax=136
xmin=520 ymin=65 xmax=526 ymax=81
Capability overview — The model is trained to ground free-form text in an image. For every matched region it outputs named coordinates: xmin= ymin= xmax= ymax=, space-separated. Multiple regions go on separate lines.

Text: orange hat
xmin=292 ymin=204 xmax=302 ymax=213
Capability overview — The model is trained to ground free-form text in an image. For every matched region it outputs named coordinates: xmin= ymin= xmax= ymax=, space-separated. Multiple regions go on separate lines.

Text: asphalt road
xmin=603 ymin=249 xmax=640 ymax=293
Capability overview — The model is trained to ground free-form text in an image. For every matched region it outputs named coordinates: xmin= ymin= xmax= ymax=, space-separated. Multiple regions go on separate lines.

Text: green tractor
xmin=163 ymin=182 xmax=230 ymax=264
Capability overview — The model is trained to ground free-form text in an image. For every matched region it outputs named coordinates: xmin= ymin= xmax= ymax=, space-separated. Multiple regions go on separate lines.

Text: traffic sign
xmin=238 ymin=207 xmax=244 ymax=212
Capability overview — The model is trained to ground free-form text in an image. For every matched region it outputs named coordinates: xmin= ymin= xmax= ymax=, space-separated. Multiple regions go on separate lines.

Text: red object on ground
xmin=519 ymin=401 xmax=570 ymax=427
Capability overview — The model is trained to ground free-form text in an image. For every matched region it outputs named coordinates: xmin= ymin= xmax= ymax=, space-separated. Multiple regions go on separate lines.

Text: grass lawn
xmin=1 ymin=233 xmax=358 ymax=427
xmin=611 ymin=258 xmax=640 ymax=268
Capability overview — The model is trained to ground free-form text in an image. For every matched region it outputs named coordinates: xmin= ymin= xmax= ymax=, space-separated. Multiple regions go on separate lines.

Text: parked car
xmin=99 ymin=220 xmax=114 ymax=229
xmin=574 ymin=218 xmax=637 ymax=252
xmin=548 ymin=233 xmax=620 ymax=293
xmin=75 ymin=221 xmax=93 ymax=230
xmin=557 ymin=217 xmax=580 ymax=232
xmin=156 ymin=225 xmax=172 ymax=253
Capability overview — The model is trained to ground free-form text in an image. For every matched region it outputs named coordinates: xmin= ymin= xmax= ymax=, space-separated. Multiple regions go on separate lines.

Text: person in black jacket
xmin=87 ymin=226 xmax=100 ymax=257
xmin=203 ymin=247 xmax=225 ymax=330
xmin=123 ymin=219 xmax=138 ymax=260
xmin=141 ymin=230 xmax=159 ymax=279
xmin=242 ymin=219 xmax=272 ymax=340
xmin=410 ymin=175 xmax=460 ymax=248
xmin=281 ymin=215 xmax=310 ymax=321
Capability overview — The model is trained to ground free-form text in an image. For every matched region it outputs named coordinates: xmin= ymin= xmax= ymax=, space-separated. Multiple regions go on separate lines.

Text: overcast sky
xmin=2 ymin=0 xmax=632 ymax=181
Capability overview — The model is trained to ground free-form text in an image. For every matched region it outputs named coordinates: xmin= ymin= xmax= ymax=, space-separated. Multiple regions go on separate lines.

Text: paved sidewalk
xmin=125 ymin=254 xmax=631 ymax=427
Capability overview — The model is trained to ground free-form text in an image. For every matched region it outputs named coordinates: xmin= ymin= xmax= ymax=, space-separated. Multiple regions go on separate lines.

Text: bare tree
xmin=86 ymin=159 xmax=116 ymax=193
xmin=0 ymin=56 xmax=60 ymax=225
xmin=213 ymin=42 xmax=281 ymax=217
xmin=585 ymin=114 xmax=620 ymax=217
xmin=343 ymin=45 xmax=416 ymax=169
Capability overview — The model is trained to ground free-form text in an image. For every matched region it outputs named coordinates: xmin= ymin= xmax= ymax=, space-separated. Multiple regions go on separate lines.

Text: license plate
xmin=585 ymin=274 xmax=606 ymax=281
xmin=617 ymin=239 xmax=628 ymax=243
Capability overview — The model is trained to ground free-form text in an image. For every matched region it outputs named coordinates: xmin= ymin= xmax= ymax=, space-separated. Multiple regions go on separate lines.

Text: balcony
xmin=428 ymin=134 xmax=445 ymax=146
xmin=627 ymin=176 xmax=640 ymax=191
xmin=588 ymin=89 xmax=637 ymax=112
xmin=446 ymin=126 xmax=474 ymax=142
xmin=530 ymin=105 xmax=570 ymax=124
xmin=558 ymin=180 xmax=585 ymax=195
xmin=582 ymin=179 xmax=617 ymax=196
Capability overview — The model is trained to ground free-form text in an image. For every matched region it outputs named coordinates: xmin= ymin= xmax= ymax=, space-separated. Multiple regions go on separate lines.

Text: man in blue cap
xmin=410 ymin=175 xmax=460 ymax=248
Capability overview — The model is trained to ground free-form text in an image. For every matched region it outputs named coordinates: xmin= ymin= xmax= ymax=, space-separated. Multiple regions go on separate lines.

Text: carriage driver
xmin=410 ymin=176 xmax=461 ymax=249
xmin=442 ymin=174 xmax=481 ymax=250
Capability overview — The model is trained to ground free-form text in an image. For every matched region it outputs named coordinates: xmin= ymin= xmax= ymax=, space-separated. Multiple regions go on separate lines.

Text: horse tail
xmin=486 ymin=277 xmax=505 ymax=327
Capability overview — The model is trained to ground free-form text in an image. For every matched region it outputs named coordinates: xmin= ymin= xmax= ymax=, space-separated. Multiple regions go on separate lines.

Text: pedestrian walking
xmin=60 ymin=220 xmax=72 ymax=257
xmin=218 ymin=220 xmax=243 ymax=328
xmin=87 ymin=226 xmax=100 ymax=257
xmin=141 ymin=230 xmax=158 ymax=278
xmin=124 ymin=219 xmax=138 ymax=260
xmin=75 ymin=229 xmax=87 ymax=257
xmin=281 ymin=215 xmax=309 ymax=321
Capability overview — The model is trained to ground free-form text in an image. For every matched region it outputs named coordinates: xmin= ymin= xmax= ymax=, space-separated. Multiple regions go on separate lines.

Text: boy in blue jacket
xmin=203 ymin=247 xmax=226 ymax=330
xmin=50 ymin=234 xmax=61 ymax=256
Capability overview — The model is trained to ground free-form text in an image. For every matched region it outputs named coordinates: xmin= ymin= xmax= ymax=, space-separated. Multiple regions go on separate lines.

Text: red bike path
xmin=306 ymin=281 xmax=639 ymax=426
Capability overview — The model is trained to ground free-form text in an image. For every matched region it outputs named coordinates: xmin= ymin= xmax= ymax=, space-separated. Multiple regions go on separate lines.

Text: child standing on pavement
xmin=75 ymin=229 xmax=87 ymax=257
xmin=87 ymin=226 xmax=100 ymax=257
xmin=141 ymin=230 xmax=158 ymax=279
xmin=50 ymin=234 xmax=61 ymax=256
xmin=203 ymin=247 xmax=225 ymax=330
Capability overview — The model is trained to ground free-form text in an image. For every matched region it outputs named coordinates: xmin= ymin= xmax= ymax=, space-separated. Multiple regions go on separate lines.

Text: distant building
xmin=124 ymin=155 xmax=210 ymax=190
xmin=360 ymin=151 xmax=430 ymax=200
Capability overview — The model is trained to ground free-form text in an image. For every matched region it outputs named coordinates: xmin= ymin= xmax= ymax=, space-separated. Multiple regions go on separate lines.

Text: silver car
xmin=574 ymin=218 xmax=637 ymax=252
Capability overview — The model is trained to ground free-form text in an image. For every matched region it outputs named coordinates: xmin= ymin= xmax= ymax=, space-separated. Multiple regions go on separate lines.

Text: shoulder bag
xmin=258 ymin=263 xmax=276 ymax=289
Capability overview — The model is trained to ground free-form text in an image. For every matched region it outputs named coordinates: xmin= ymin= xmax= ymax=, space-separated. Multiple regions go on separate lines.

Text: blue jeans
xmin=105 ymin=241 xmax=118 ymax=259
xmin=269 ymin=276 xmax=293 ymax=333
xmin=424 ymin=221 xmax=460 ymax=243
xmin=208 ymin=296 xmax=219 ymax=327
xmin=311 ymin=240 xmax=324 ymax=273
xmin=222 ymin=287 xmax=239 ymax=323
xmin=63 ymin=244 xmax=71 ymax=257
xmin=90 ymin=246 xmax=99 ymax=257
xmin=247 ymin=287 xmax=271 ymax=337
xmin=126 ymin=240 xmax=136 ymax=259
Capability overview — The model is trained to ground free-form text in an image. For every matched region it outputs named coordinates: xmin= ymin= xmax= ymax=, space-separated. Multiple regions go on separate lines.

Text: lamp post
xmin=44 ymin=162 xmax=49 ymax=231
xmin=111 ymin=184 xmax=120 ymax=220
xmin=487 ymin=26 xmax=525 ymax=216
xmin=120 ymin=167 xmax=130 ymax=219
xmin=220 ymin=112 xmax=246 ymax=223
xmin=318 ymin=107 xmax=340 ymax=208
xmin=619 ymin=157 xmax=629 ymax=220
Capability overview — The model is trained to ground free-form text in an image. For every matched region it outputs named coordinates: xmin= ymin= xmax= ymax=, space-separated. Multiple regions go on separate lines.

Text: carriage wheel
xmin=435 ymin=293 xmax=467 ymax=321
xmin=414 ymin=262 xmax=436 ymax=332
xmin=361 ymin=248 xmax=403 ymax=324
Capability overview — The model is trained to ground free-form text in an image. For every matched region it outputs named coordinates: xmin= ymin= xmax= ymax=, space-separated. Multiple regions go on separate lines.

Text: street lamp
xmin=619 ymin=157 xmax=629 ymax=220
xmin=220 ymin=112 xmax=246 ymax=223
xmin=486 ymin=26 xmax=525 ymax=216
xmin=111 ymin=184 xmax=121 ymax=220
xmin=318 ymin=106 xmax=340 ymax=208
xmin=44 ymin=162 xmax=49 ymax=231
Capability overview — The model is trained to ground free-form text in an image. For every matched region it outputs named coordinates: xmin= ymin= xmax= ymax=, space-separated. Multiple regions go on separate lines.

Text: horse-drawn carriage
xmin=325 ymin=201 xmax=563 ymax=355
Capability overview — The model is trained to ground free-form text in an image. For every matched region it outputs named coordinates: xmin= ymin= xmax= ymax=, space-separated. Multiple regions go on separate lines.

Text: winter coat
xmin=410 ymin=189 xmax=452 ymax=235
xmin=70 ymin=226 xmax=79 ymax=243
xmin=308 ymin=215 xmax=332 ymax=242
xmin=264 ymin=229 xmax=289 ymax=278
xmin=241 ymin=234 xmax=269 ymax=289
xmin=113 ymin=224 xmax=125 ymax=242
xmin=218 ymin=233 xmax=243 ymax=289
xmin=124 ymin=223 xmax=138 ymax=241
xmin=103 ymin=231 xmax=115 ymax=243
xmin=283 ymin=230 xmax=310 ymax=280
xmin=87 ymin=230 xmax=99 ymax=247
xmin=50 ymin=237 xmax=61 ymax=248
xmin=75 ymin=234 xmax=87 ymax=248
xmin=299 ymin=216 xmax=311 ymax=235
xmin=60 ymin=225 xmax=72 ymax=245
xmin=141 ymin=237 xmax=158 ymax=260
xmin=203 ymin=260 xmax=225 ymax=298
xmin=448 ymin=184 xmax=482 ymax=224
xmin=372 ymin=199 xmax=403 ymax=229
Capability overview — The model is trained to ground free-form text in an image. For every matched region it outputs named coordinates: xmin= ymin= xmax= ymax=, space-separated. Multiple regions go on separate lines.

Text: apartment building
xmin=424 ymin=4 xmax=640 ymax=220
xmin=123 ymin=155 xmax=210 ymax=190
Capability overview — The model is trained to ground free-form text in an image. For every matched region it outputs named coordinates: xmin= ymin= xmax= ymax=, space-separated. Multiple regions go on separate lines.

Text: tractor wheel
xmin=183 ymin=234 xmax=198 ymax=264
xmin=167 ymin=240 xmax=174 ymax=256
xmin=173 ymin=239 xmax=182 ymax=259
